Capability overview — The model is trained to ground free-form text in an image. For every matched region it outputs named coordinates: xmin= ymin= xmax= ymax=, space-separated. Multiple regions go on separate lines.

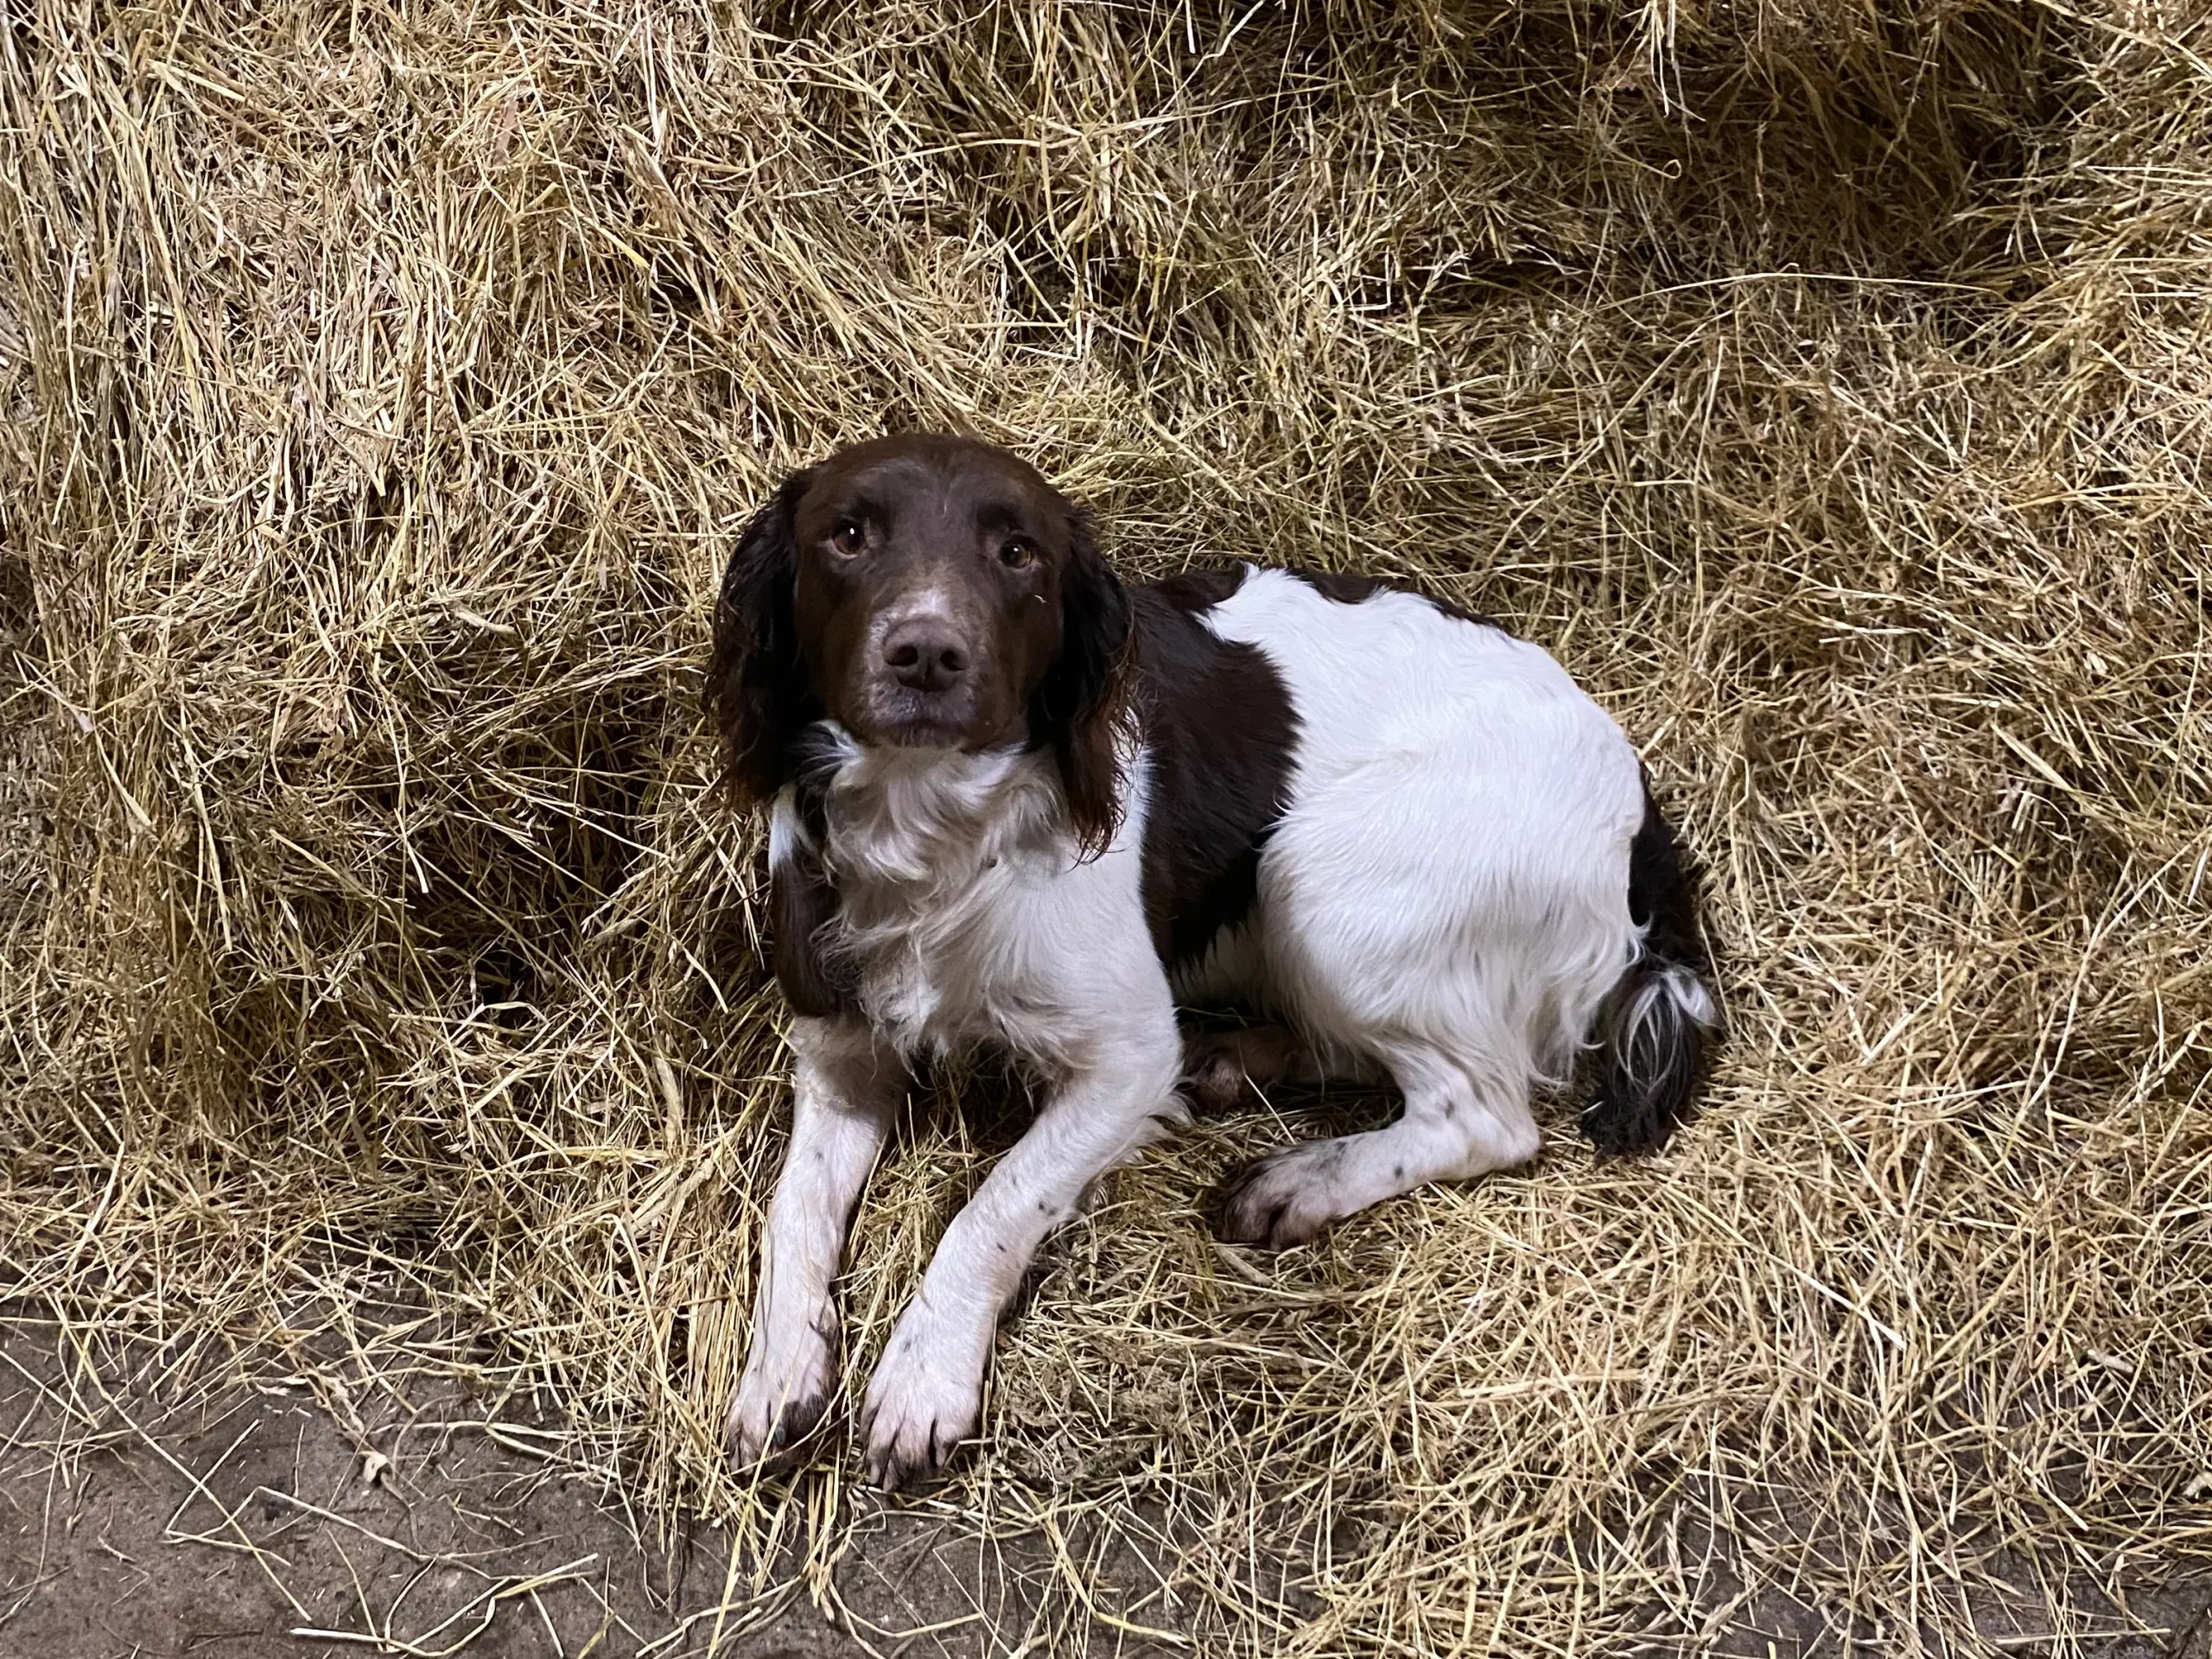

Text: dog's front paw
xmin=859 ymin=1305 xmax=986 ymax=1491
xmin=1211 ymin=1139 xmax=1351 ymax=1250
xmin=726 ymin=1306 xmax=839 ymax=1472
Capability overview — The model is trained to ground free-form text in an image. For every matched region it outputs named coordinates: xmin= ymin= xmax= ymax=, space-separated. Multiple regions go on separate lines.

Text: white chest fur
xmin=790 ymin=735 xmax=1091 ymax=1065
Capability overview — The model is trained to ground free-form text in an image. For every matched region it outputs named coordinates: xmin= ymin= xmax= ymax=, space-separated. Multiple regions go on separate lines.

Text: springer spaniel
xmin=704 ymin=434 xmax=1717 ymax=1488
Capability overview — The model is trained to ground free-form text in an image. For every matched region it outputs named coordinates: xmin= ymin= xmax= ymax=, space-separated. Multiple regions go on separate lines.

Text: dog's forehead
xmin=805 ymin=439 xmax=1063 ymax=527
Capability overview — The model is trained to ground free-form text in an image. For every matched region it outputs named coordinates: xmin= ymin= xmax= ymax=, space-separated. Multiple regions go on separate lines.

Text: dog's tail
xmin=1583 ymin=785 xmax=1720 ymax=1155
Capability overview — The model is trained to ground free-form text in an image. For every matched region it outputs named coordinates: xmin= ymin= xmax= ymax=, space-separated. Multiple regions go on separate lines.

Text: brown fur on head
xmin=703 ymin=435 xmax=1132 ymax=853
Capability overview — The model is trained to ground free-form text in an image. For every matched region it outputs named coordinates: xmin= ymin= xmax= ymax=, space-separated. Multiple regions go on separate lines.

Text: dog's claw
xmin=859 ymin=1404 xmax=964 ymax=1491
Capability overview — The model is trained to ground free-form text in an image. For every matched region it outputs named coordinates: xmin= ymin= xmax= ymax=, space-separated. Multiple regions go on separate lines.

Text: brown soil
xmin=5 ymin=1307 xmax=2207 ymax=1659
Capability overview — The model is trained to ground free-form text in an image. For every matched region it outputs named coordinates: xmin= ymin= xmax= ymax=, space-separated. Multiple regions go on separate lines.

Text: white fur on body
xmin=729 ymin=569 xmax=1652 ymax=1480
xmin=1189 ymin=570 xmax=1648 ymax=1241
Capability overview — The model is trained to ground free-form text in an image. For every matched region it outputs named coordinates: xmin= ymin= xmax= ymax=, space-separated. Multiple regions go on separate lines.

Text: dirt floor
xmin=0 ymin=1304 xmax=1195 ymax=1659
xmin=5 ymin=1303 xmax=2209 ymax=1659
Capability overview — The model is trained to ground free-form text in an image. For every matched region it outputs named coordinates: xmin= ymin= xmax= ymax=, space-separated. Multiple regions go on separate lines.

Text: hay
xmin=3 ymin=0 xmax=2209 ymax=1649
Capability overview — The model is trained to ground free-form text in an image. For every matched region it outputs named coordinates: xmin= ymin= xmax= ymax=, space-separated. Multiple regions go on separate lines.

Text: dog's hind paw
xmin=1210 ymin=1140 xmax=1351 ymax=1250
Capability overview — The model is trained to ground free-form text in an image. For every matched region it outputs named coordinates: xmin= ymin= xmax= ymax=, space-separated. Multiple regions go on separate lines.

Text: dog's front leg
xmin=727 ymin=1014 xmax=904 ymax=1470
xmin=860 ymin=1027 xmax=1181 ymax=1490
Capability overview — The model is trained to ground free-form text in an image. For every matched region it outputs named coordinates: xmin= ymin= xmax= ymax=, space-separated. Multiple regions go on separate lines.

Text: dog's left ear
xmin=1032 ymin=506 xmax=1132 ymax=856
xmin=704 ymin=467 xmax=818 ymax=807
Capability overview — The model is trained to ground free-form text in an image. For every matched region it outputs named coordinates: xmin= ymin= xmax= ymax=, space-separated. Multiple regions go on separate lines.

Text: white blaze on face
xmin=868 ymin=583 xmax=961 ymax=661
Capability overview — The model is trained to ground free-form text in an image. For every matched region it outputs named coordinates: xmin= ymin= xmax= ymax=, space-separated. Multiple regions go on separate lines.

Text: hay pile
xmin=4 ymin=0 xmax=2209 ymax=1649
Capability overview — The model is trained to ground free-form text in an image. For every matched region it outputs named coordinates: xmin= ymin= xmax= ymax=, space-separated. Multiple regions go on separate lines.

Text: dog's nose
xmin=882 ymin=619 xmax=970 ymax=692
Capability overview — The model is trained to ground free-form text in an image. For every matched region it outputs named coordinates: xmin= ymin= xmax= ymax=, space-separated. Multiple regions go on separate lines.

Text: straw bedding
xmin=3 ymin=0 xmax=2209 ymax=1650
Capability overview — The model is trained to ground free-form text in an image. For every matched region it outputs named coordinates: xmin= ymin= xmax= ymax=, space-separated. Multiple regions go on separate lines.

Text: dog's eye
xmin=830 ymin=521 xmax=866 ymax=556
xmin=999 ymin=538 xmax=1037 ymax=569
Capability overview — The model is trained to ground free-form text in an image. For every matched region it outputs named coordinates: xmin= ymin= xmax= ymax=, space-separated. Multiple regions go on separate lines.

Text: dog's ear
xmin=768 ymin=787 xmax=857 ymax=1017
xmin=704 ymin=468 xmax=817 ymax=806
xmin=1032 ymin=506 xmax=1132 ymax=856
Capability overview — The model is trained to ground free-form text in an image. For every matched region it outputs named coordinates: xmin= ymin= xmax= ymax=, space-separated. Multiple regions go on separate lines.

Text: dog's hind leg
xmin=1211 ymin=1042 xmax=1540 ymax=1250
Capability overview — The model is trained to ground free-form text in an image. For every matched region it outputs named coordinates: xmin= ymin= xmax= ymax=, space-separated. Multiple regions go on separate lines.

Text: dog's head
xmin=705 ymin=435 xmax=1132 ymax=849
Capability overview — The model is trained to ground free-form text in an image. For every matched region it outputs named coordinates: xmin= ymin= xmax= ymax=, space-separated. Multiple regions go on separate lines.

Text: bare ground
xmin=0 ymin=1303 xmax=1201 ymax=1659
xmin=5 ymin=1302 xmax=2208 ymax=1659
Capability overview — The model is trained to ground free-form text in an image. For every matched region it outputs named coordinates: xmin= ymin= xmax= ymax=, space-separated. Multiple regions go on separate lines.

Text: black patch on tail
xmin=1582 ymin=784 xmax=1718 ymax=1155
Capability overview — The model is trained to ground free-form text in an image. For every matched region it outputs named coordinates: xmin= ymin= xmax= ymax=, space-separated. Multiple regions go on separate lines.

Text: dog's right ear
xmin=704 ymin=468 xmax=817 ymax=807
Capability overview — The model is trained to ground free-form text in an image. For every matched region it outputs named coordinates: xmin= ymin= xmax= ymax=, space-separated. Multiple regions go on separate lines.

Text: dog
xmin=703 ymin=433 xmax=1717 ymax=1489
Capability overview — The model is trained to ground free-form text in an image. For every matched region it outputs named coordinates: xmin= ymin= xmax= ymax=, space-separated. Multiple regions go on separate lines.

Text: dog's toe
xmin=727 ymin=1386 xmax=833 ymax=1475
